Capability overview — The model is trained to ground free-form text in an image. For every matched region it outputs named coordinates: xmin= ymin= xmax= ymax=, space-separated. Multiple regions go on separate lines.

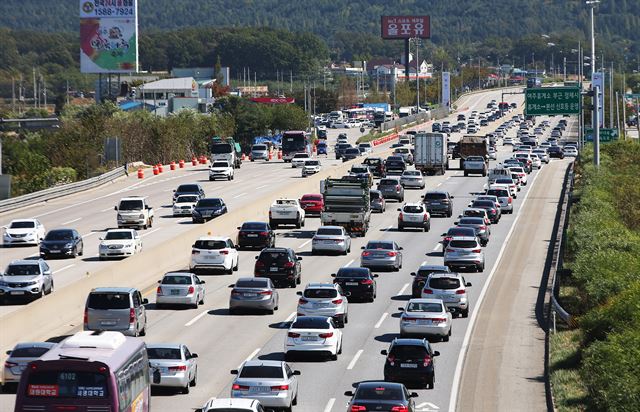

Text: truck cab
xmin=115 ymin=196 xmax=154 ymax=230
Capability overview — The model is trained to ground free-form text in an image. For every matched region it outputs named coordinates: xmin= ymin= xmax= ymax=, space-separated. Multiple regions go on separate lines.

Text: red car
xmin=299 ymin=194 xmax=324 ymax=215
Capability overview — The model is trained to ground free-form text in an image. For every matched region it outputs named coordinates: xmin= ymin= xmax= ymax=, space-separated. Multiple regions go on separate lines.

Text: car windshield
xmin=356 ymin=385 xmax=403 ymax=401
xmin=104 ymin=231 xmax=133 ymax=240
xmin=304 ymin=289 xmax=337 ymax=299
xmin=379 ymin=179 xmax=398 ymax=186
xmin=197 ymin=199 xmax=222 ymax=207
xmin=316 ymin=228 xmax=343 ymax=236
xmin=389 ymin=345 xmax=428 ymax=359
xmin=161 ymin=275 xmax=192 ymax=285
xmin=423 ymin=192 xmax=447 ymax=200
xmin=407 ymin=302 xmax=444 ymax=312
xmin=177 ymin=185 xmax=199 ymax=192
xmin=118 ymin=200 xmax=143 ymax=210
xmin=147 ymin=348 xmax=182 ymax=360
xmin=370 ymin=191 xmax=381 ymax=200
xmin=212 ymin=162 xmax=229 ymax=168
xmin=403 ymin=171 xmax=421 ymax=176
xmin=239 ymin=366 xmax=283 ymax=379
xmin=429 ymin=277 xmax=461 ymax=290
xmin=365 ymin=241 xmax=393 ymax=250
xmin=45 ymin=231 xmax=74 ymax=241
xmin=258 ymin=251 xmax=290 ymax=264
xmin=235 ymin=279 xmax=269 ymax=288
xmin=487 ymin=189 xmax=509 ymax=197
xmin=10 ymin=347 xmax=51 ymax=358
xmin=449 ymin=240 xmax=478 ymax=248
xmin=473 ymin=201 xmax=495 ymax=208
xmin=403 ymin=206 xmax=424 ymax=213
xmin=252 ymin=145 xmax=267 ymax=150
xmin=305 ymin=160 xmax=320 ymax=166
xmin=301 ymin=195 xmax=322 ymax=201
xmin=336 ymin=268 xmax=370 ymax=278
xmin=291 ymin=317 xmax=330 ymax=329
xmin=87 ymin=293 xmax=130 ymax=309
xmin=346 ymin=149 xmax=360 ymax=154
xmin=293 ymin=154 xmax=309 ymax=159
xmin=351 ymin=167 xmax=368 ymax=173
xmin=194 ymin=240 xmax=227 ymax=249
xmin=9 ymin=221 xmax=35 ymax=229
xmin=496 ymin=179 xmax=514 ymax=184
xmin=5 ymin=264 xmax=40 ymax=276
xmin=448 ymin=227 xmax=475 ymax=236
xmin=467 ymin=156 xmax=484 ymax=161
xmin=176 ymin=196 xmax=199 ymax=203
xmin=459 ymin=217 xmax=484 ymax=225
xmin=241 ymin=222 xmax=268 ymax=230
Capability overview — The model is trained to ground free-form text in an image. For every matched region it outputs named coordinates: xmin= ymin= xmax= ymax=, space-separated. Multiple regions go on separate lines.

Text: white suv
xmin=296 ymin=283 xmax=349 ymax=327
xmin=209 ymin=161 xmax=234 ymax=181
xmin=397 ymin=202 xmax=431 ymax=232
xmin=190 ymin=236 xmax=239 ymax=274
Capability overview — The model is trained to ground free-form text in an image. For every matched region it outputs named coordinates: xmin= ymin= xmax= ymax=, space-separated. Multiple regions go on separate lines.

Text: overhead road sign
xmin=525 ymin=87 xmax=581 ymax=116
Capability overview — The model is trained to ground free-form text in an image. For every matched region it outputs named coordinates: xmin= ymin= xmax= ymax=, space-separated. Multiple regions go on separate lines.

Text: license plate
xmin=314 ymin=303 xmax=331 ymax=308
xmin=269 ymin=267 xmax=279 ymax=272
xmin=100 ymin=320 xmax=116 ymax=326
xmin=250 ymin=386 xmax=270 ymax=393
xmin=244 ymin=293 xmax=257 ymax=297
xmin=346 ymin=282 xmax=359 ymax=286
xmin=10 ymin=291 xmax=25 ymax=295
xmin=49 ymin=250 xmax=61 ymax=253
xmin=400 ymin=363 xmax=417 ymax=368
xmin=171 ymin=289 xmax=181 ymax=295
xmin=417 ymin=319 xmax=432 ymax=325
xmin=247 ymin=234 xmax=258 ymax=237
xmin=301 ymin=336 xmax=318 ymax=341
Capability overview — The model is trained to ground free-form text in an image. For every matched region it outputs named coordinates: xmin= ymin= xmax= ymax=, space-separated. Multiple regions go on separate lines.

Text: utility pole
xmin=415 ymin=38 xmax=421 ymax=112
xmin=587 ymin=0 xmax=600 ymax=166
xmin=563 ymin=57 xmax=567 ymax=82
xmin=290 ymin=70 xmax=293 ymax=93
xmin=478 ymin=57 xmax=481 ymax=90
xmin=609 ymin=62 xmax=614 ymax=128
xmin=11 ymin=77 xmax=15 ymax=111
xmin=615 ymin=91 xmax=620 ymax=134
xmin=32 ymin=67 xmax=37 ymax=109
xmin=622 ymin=71 xmax=627 ymax=138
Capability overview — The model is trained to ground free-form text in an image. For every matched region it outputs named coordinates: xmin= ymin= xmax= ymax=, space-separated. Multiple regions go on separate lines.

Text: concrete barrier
xmin=0 ymin=146 xmax=395 ymax=354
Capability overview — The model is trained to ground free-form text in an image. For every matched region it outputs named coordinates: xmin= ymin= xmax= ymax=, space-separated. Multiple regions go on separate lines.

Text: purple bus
xmin=14 ymin=331 xmax=153 ymax=412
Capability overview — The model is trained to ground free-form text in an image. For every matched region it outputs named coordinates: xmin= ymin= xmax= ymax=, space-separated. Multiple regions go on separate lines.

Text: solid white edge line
xmin=56 ymin=264 xmax=76 ymax=273
xmin=324 ymin=397 xmax=336 ymax=412
xmin=100 ymin=207 xmax=114 ymax=212
xmin=374 ymin=312 xmax=388 ymax=329
xmin=140 ymin=228 xmax=161 ymax=238
xmin=184 ymin=310 xmax=209 ymax=327
xmin=347 ymin=349 xmax=363 ymax=370
xmin=239 ymin=348 xmax=262 ymax=369
xmin=396 ymin=283 xmax=409 ymax=296
xmin=447 ymin=163 xmax=543 ymax=412
xmin=233 ymin=192 xmax=248 ymax=198
xmin=61 ymin=218 xmax=81 ymax=225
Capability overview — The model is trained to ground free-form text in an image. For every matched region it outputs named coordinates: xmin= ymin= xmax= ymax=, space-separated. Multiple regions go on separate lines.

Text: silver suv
xmin=444 ymin=236 xmax=485 ymax=272
xmin=0 ymin=259 xmax=53 ymax=301
xmin=84 ymin=287 xmax=148 ymax=336
xmin=296 ymin=283 xmax=349 ymax=327
xmin=422 ymin=273 xmax=472 ymax=318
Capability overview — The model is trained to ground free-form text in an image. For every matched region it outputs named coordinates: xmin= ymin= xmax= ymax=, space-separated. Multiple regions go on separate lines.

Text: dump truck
xmin=321 ymin=178 xmax=371 ymax=237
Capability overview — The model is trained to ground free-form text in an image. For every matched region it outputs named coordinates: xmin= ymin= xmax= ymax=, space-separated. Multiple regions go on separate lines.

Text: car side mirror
xmin=293 ymin=370 xmax=301 ymax=376
xmin=398 ymin=247 xmax=403 ymax=250
xmin=450 ymin=196 xmax=455 ymax=199
xmin=255 ymin=256 xmax=259 ymax=259
xmin=157 ymin=280 xmax=161 ymax=283
xmin=152 ymin=368 xmax=161 ymax=384
xmin=410 ymin=392 xmax=419 ymax=398
xmin=190 ymin=353 xmax=198 ymax=358
xmin=454 ymin=221 xmax=459 ymax=225
xmin=441 ymin=233 xmax=447 ymax=237
xmin=230 ymin=369 xmax=238 ymax=375
xmin=114 ymin=206 xmax=118 ymax=211
xmin=361 ymin=246 xmax=365 ymax=249
xmin=331 ymin=273 xmax=336 ymax=277
xmin=398 ymin=307 xmax=404 ymax=312
xmin=466 ymin=282 xmax=472 ymax=287
xmin=373 ymin=274 xmax=379 ymax=278
xmin=380 ymin=349 xmax=388 ymax=355
xmin=142 ymin=298 xmax=149 ymax=305
xmin=433 ymin=351 xmax=440 ymax=357
xmin=5 ymin=350 xmax=12 ymax=355
xmin=199 ymin=280 xmax=206 ymax=284
xmin=296 ymin=256 xmax=302 ymax=261
xmin=237 ymin=227 xmax=241 ymax=230
xmin=296 ymin=291 xmax=302 ymax=296
xmin=397 ymin=208 xmax=401 ymax=211
xmin=228 ymin=284 xmax=235 ymax=288
xmin=344 ymin=391 xmax=354 ymax=397
xmin=420 ymin=195 xmax=424 ymax=198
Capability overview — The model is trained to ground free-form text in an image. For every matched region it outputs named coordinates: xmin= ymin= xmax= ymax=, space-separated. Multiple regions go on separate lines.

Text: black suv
xmin=381 ymin=338 xmax=440 ymax=389
xmin=254 ymin=247 xmax=302 ymax=288
xmin=335 ymin=143 xmax=352 ymax=160
xmin=421 ymin=191 xmax=454 ymax=217
xmin=362 ymin=157 xmax=386 ymax=177
xmin=331 ymin=267 xmax=378 ymax=302
xmin=173 ymin=183 xmax=205 ymax=202
xmin=410 ymin=264 xmax=451 ymax=298
xmin=237 ymin=221 xmax=275 ymax=250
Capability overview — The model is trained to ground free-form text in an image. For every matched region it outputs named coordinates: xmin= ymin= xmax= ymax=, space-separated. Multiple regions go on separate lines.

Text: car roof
xmin=305 ymin=283 xmax=337 ymax=289
xmin=357 ymin=381 xmax=405 ymax=390
xmin=366 ymin=240 xmax=394 ymax=246
xmin=10 ymin=218 xmax=37 ymax=223
xmin=146 ymin=343 xmax=182 ymax=350
xmin=242 ymin=359 xmax=284 ymax=368
xmin=163 ymin=271 xmax=193 ymax=277
xmin=318 ymin=225 xmax=343 ymax=230
xmin=91 ymin=287 xmax=136 ymax=293
xmin=408 ymin=298 xmax=444 ymax=305
xmin=106 ymin=228 xmax=135 ymax=233
xmin=428 ymin=272 xmax=462 ymax=279
xmin=391 ymin=338 xmax=428 ymax=347
xmin=261 ymin=247 xmax=291 ymax=253
xmin=242 ymin=221 xmax=269 ymax=225
xmin=418 ymin=264 xmax=450 ymax=272
xmin=425 ymin=190 xmax=448 ymax=195
xmin=12 ymin=342 xmax=56 ymax=350
xmin=196 ymin=236 xmax=231 ymax=241
xmin=47 ymin=228 xmax=75 ymax=233
xmin=8 ymin=259 xmax=41 ymax=265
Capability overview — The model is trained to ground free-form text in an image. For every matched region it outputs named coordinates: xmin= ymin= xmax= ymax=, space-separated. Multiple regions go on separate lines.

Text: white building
xmin=138 ymin=77 xmax=201 ymax=116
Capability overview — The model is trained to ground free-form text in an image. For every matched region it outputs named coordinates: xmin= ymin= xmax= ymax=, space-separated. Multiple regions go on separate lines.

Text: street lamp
xmin=586 ymin=0 xmax=600 ymax=166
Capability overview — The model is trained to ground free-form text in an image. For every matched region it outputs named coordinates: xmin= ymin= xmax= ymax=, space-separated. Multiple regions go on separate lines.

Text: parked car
xmin=443 ymin=236 xmax=485 ymax=272
xmin=360 ymin=240 xmax=403 ymax=271
xmin=189 ymin=236 xmax=239 ymax=274
xmin=284 ymin=316 xmax=342 ymax=361
xmin=229 ymin=277 xmax=279 ymax=314
xmin=83 ymin=287 xmax=148 ymax=336
xmin=311 ymin=226 xmax=351 ymax=255
xmin=98 ymin=229 xmax=142 ymax=260
xmin=422 ymin=272 xmax=472 ymax=317
xmin=381 ymin=338 xmax=440 ymax=389
xmin=147 ymin=344 xmax=198 ymax=394
xmin=2 ymin=342 xmax=56 ymax=387
xmin=296 ymin=283 xmax=349 ymax=327
xmin=230 ymin=361 xmax=300 ymax=411
xmin=237 ymin=221 xmax=275 ymax=250
xmin=156 ymin=272 xmax=205 ymax=309
xmin=421 ymin=191 xmax=454 ymax=217
xmin=254 ymin=247 xmax=302 ymax=288
xmin=331 ymin=266 xmax=377 ymax=302
xmin=2 ymin=219 xmax=46 ymax=246
xmin=345 ymin=381 xmax=418 ymax=412
xmin=192 ymin=198 xmax=228 ymax=223
xmin=398 ymin=298 xmax=453 ymax=341
xmin=39 ymin=228 xmax=83 ymax=259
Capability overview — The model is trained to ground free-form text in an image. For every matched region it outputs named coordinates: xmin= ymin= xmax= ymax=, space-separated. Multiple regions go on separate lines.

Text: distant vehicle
xmin=399 ymin=298 xmax=452 ymax=341
xmin=189 ymin=236 xmax=239 ymax=274
xmin=250 ymin=144 xmax=270 ymax=161
xmin=410 ymin=264 xmax=451 ymax=298
xmin=282 ymin=130 xmax=309 ymax=162
xmin=291 ymin=152 xmax=311 ymax=168
xmin=211 ymin=136 xmax=242 ymax=168
xmin=299 ymin=193 xmax=324 ymax=216
xmin=116 ymin=196 xmax=154 ymax=229
xmin=156 ymin=272 xmax=205 ymax=309
xmin=254 ymin=247 xmax=302 ymax=287
xmin=414 ymin=132 xmax=448 ymax=175
xmin=39 ymin=228 xmax=83 ymax=259
xmin=321 ymin=178 xmax=371 ymax=236
xmin=312 ymin=226 xmax=351 ymax=255
xmin=15 ymin=331 xmax=152 ymax=412
xmin=316 ymin=141 xmax=328 ymax=155
xmin=237 ymin=221 xmax=275 ymax=249
xmin=331 ymin=266 xmax=377 ymax=302
xmin=229 ymin=277 xmax=279 ymax=314
xmin=173 ymin=183 xmax=205 ymax=202
xmin=209 ymin=160 xmax=234 ymax=181
xmin=360 ymin=240 xmax=403 ymax=271
xmin=346 ymin=381 xmax=419 ymax=411
xmin=197 ymin=398 xmax=264 ymax=412
xmin=444 ymin=236 xmax=485 ymax=272
xmin=526 ymin=77 xmax=542 ymax=88
xmin=296 ymin=283 xmax=349 ymax=327
xmin=98 ymin=229 xmax=142 ymax=260
xmin=381 ymin=339 xmax=440 ymax=389
xmin=397 ymin=203 xmax=431 ymax=232
xmin=422 ymin=272 xmax=472 ymax=317
xmin=421 ymin=190 xmax=454 ymax=217
xmin=269 ymin=198 xmax=305 ymax=229
xmin=3 ymin=218 xmax=46 ymax=246
xmin=192 ymin=197 xmax=227 ymax=223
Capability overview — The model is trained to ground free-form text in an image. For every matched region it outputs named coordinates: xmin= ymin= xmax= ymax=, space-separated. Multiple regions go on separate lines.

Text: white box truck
xmin=414 ymin=132 xmax=449 ymax=175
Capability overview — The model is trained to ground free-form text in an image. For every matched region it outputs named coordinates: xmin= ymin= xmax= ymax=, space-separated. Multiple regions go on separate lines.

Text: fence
xmin=0 ymin=166 xmax=127 ymax=214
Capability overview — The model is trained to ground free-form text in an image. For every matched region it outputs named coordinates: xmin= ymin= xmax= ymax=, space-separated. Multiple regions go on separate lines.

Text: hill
xmin=1 ymin=0 xmax=638 ymax=49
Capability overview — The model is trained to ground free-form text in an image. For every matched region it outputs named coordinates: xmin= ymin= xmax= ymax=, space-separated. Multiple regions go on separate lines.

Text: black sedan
xmin=331 ymin=267 xmax=378 ymax=302
xmin=39 ymin=228 xmax=84 ymax=259
xmin=192 ymin=198 xmax=227 ymax=223
xmin=237 ymin=221 xmax=275 ymax=250
xmin=345 ymin=381 xmax=418 ymax=412
xmin=382 ymin=338 xmax=440 ymax=389
xmin=548 ymin=146 xmax=565 ymax=159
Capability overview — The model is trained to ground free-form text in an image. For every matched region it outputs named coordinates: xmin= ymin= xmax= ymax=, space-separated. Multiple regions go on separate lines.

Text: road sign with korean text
xmin=525 ymin=87 xmax=581 ymax=116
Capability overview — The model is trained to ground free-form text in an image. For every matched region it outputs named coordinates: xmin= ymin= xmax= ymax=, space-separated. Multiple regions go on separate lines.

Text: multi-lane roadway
xmin=0 ymin=88 xmax=573 ymax=412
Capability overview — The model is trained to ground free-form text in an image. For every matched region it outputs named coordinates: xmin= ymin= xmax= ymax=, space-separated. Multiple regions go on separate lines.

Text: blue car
xmin=317 ymin=142 xmax=327 ymax=155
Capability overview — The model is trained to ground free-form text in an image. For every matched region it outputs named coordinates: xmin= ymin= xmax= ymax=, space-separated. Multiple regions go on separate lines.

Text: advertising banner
xmin=442 ymin=72 xmax=451 ymax=109
xmin=80 ymin=0 xmax=138 ymax=73
xmin=592 ymin=72 xmax=604 ymax=127
xmin=381 ymin=16 xmax=430 ymax=39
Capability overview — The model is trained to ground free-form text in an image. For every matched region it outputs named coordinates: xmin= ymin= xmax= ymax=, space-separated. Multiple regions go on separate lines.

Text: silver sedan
xmin=229 ymin=277 xmax=279 ymax=314
xmin=360 ymin=240 xmax=403 ymax=271
xmin=147 ymin=344 xmax=198 ymax=394
xmin=230 ymin=360 xmax=300 ymax=410
xmin=399 ymin=298 xmax=452 ymax=341
xmin=400 ymin=170 xmax=425 ymax=189
xmin=156 ymin=272 xmax=205 ymax=309
xmin=3 ymin=342 xmax=55 ymax=386
xmin=311 ymin=226 xmax=351 ymax=255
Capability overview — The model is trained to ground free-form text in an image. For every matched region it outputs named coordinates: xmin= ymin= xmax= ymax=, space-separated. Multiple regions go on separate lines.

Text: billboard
xmin=592 ymin=72 xmax=605 ymax=127
xmin=80 ymin=0 xmax=138 ymax=73
xmin=442 ymin=72 xmax=451 ymax=109
xmin=381 ymin=16 xmax=430 ymax=39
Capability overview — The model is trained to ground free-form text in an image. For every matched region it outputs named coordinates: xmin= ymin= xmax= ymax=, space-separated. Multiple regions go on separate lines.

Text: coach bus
xmin=14 ymin=331 xmax=154 ymax=412
xmin=281 ymin=130 xmax=309 ymax=162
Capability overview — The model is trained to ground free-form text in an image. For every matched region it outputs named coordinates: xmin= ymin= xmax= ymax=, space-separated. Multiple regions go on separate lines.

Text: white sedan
xmin=98 ymin=229 xmax=142 ymax=260
xmin=173 ymin=195 xmax=199 ymax=217
xmin=2 ymin=219 xmax=46 ymax=246
xmin=301 ymin=159 xmax=321 ymax=177
xmin=285 ymin=316 xmax=342 ymax=361
xmin=291 ymin=153 xmax=311 ymax=168
xmin=399 ymin=298 xmax=453 ymax=341
xmin=189 ymin=236 xmax=239 ymax=274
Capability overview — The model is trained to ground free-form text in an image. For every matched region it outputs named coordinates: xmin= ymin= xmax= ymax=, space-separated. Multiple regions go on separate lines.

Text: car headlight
xmin=117 ymin=214 xmax=123 ymax=219
xmin=99 ymin=244 xmax=108 ymax=249
xmin=0 ymin=281 xmax=8 ymax=286
xmin=138 ymin=214 xmax=144 ymax=219
xmin=64 ymin=243 xmax=73 ymax=248
xmin=26 ymin=281 xmax=38 ymax=286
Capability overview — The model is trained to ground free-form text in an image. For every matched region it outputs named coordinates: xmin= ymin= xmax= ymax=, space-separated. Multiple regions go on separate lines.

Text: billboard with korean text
xmin=381 ymin=16 xmax=430 ymax=39
xmin=80 ymin=0 xmax=138 ymax=73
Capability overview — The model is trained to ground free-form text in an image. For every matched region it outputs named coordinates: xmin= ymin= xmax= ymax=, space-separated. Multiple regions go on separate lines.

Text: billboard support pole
xmin=404 ymin=39 xmax=410 ymax=81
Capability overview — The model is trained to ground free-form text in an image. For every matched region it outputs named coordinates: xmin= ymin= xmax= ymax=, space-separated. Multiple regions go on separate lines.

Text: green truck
xmin=211 ymin=136 xmax=242 ymax=169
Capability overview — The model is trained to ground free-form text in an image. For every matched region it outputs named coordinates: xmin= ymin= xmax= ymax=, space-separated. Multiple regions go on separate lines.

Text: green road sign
xmin=525 ymin=87 xmax=581 ymax=116
xmin=624 ymin=93 xmax=640 ymax=99
xmin=584 ymin=128 xmax=619 ymax=142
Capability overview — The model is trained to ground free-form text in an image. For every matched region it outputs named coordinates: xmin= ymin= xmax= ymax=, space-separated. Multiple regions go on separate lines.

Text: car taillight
xmin=298 ymin=298 xmax=308 ymax=305
xmin=396 ymin=185 xmax=401 ymax=191
xmin=431 ymin=317 xmax=447 ymax=323
xmin=446 ymin=248 xmax=455 ymax=253
xmin=362 ymin=251 xmax=371 ymax=257
xmin=472 ymin=249 xmax=481 ymax=253
xmin=83 ymin=308 xmax=88 ymax=326
xmin=387 ymin=354 xmax=396 ymax=366
xmin=268 ymin=211 xmax=272 ymax=218
xmin=423 ymin=214 xmax=429 ymax=221
xmin=220 ymin=250 xmax=229 ymax=255
xmin=259 ymin=231 xmax=269 ymax=236
xmin=332 ymin=299 xmax=343 ymax=305
xmin=423 ymin=289 xmax=433 ymax=294
xmin=319 ymin=332 xmax=334 ymax=338
xmin=129 ymin=308 xmax=135 ymax=324
xmin=191 ymin=250 xmax=200 ymax=255
xmin=284 ymin=262 xmax=295 ymax=268
xmin=387 ymin=251 xmax=397 ymax=257
xmin=398 ymin=212 xmax=403 ymax=221
xmin=350 ymin=406 xmax=367 ymax=412
xmin=232 ymin=384 xmax=249 ymax=391
xmin=508 ymin=197 xmax=513 ymax=203
xmin=271 ymin=385 xmax=289 ymax=391
xmin=231 ymin=290 xmax=241 ymax=296
xmin=168 ymin=365 xmax=187 ymax=371
xmin=490 ymin=209 xmax=496 ymax=214
xmin=4 ymin=361 xmax=17 ymax=368
xmin=258 ymin=290 xmax=273 ymax=296
xmin=456 ymin=289 xmax=466 ymax=294
xmin=423 ymin=355 xmax=432 ymax=367
xmin=361 ymin=279 xmax=374 ymax=285
xmin=188 ymin=286 xmax=195 ymax=294
xmin=479 ymin=226 xmax=487 ymax=230
xmin=444 ymin=236 xmax=452 ymax=242
xmin=255 ymin=261 xmax=265 ymax=269
xmin=391 ymin=406 xmax=409 ymax=412
xmin=156 ymin=286 xmax=163 ymax=295
xmin=288 ymin=332 xmax=301 ymax=338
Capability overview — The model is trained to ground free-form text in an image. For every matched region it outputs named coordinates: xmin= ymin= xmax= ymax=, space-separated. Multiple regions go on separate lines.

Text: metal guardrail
xmin=0 ymin=166 xmax=127 ymax=214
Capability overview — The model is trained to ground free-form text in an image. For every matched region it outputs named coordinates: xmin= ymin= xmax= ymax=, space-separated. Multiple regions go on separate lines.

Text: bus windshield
xmin=282 ymin=132 xmax=307 ymax=152
xmin=25 ymin=370 xmax=109 ymax=398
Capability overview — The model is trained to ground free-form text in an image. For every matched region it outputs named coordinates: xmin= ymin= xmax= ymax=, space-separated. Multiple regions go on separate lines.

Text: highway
xmin=0 ymin=88 xmax=572 ymax=412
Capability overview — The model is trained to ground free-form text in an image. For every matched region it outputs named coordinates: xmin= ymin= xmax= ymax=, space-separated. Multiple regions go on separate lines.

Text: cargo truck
xmin=321 ymin=178 xmax=371 ymax=237
xmin=211 ymin=136 xmax=242 ymax=169
xmin=458 ymin=135 xmax=489 ymax=174
xmin=414 ymin=132 xmax=449 ymax=175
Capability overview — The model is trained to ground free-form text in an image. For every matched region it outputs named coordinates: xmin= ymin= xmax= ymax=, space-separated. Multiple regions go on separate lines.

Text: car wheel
xmin=182 ymin=383 xmax=190 ymax=394
xmin=233 ymin=259 xmax=239 ymax=271
xmin=226 ymin=265 xmax=233 ymax=275
xmin=190 ymin=368 xmax=197 ymax=387
xmin=296 ymin=274 xmax=301 ymax=285
xmin=442 ymin=332 xmax=450 ymax=342
xmin=267 ymin=308 xmax=274 ymax=315
xmin=462 ymin=308 xmax=469 ymax=318
xmin=427 ymin=376 xmax=435 ymax=390
xmin=398 ymin=224 xmax=404 ymax=231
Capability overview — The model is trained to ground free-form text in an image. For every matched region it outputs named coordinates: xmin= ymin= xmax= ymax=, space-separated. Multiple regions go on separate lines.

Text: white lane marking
xmin=26 ymin=253 xmax=39 ymax=258
xmin=233 ymin=192 xmax=248 ymax=199
xmin=256 ymin=184 xmax=269 ymax=189
xmin=82 ymin=232 xmax=98 ymax=238
xmin=324 ymin=398 xmax=336 ymax=412
xmin=239 ymin=348 xmax=262 ymax=368
xmin=185 ymin=310 xmax=209 ymax=327
xmin=177 ymin=217 xmax=190 ymax=223
xmin=297 ymin=239 xmax=312 ymax=249
xmin=384 ymin=225 xmax=393 ymax=231
xmin=140 ymin=228 xmax=161 ymax=238
xmin=433 ymin=243 xmax=442 ymax=251
xmin=420 ymin=260 xmax=427 ymax=266
xmin=416 ymin=401 xmax=440 ymax=411
xmin=396 ymin=283 xmax=409 ymax=296
xmin=374 ymin=312 xmax=388 ymax=329
xmin=436 ymin=182 xmax=443 ymax=187
xmin=100 ymin=207 xmax=114 ymax=212
xmin=347 ymin=349 xmax=364 ymax=370
xmin=345 ymin=259 xmax=354 ymax=267
xmin=61 ymin=217 xmax=81 ymax=225
xmin=285 ymin=312 xmax=296 ymax=323
xmin=56 ymin=264 xmax=76 ymax=273
xmin=448 ymin=165 xmax=542 ymax=412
